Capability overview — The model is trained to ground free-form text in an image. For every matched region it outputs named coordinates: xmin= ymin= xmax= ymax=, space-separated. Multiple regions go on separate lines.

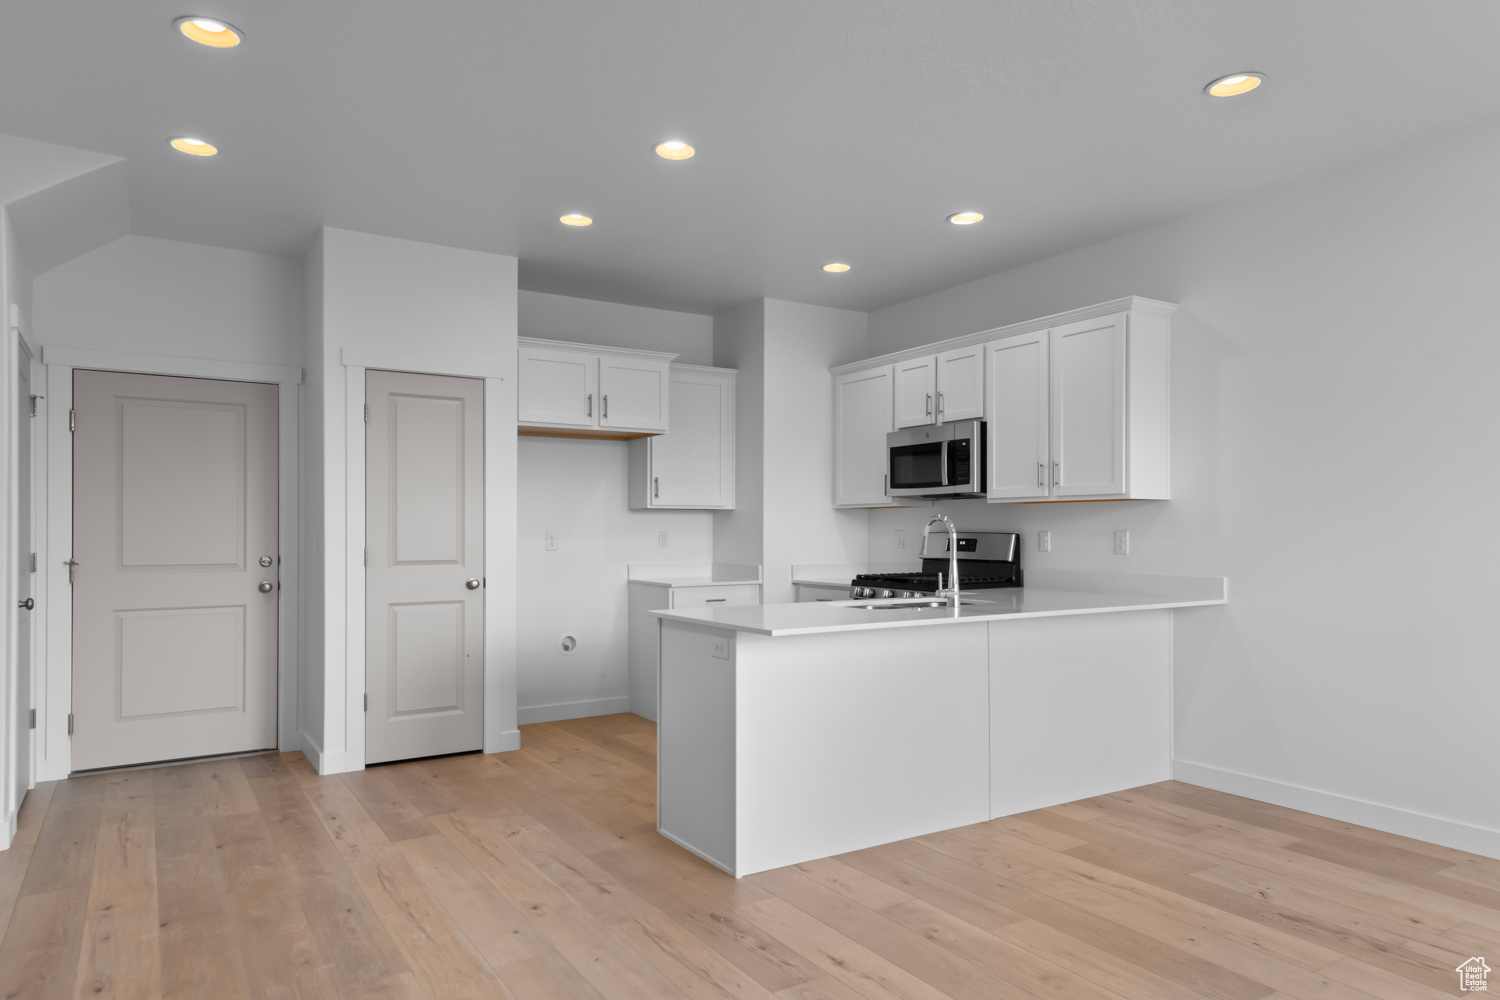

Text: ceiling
xmin=2 ymin=0 xmax=1498 ymax=315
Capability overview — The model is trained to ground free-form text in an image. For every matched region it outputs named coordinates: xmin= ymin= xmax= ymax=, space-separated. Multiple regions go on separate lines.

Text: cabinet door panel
xmin=986 ymin=331 xmax=1050 ymax=499
xmin=834 ymin=366 xmax=897 ymax=506
xmin=936 ymin=345 xmax=984 ymax=422
xmin=892 ymin=355 xmax=937 ymax=428
xmin=599 ymin=355 xmax=669 ymax=432
xmin=518 ymin=348 xmax=596 ymax=427
xmin=1052 ymin=314 xmax=1126 ymax=497
xmin=651 ymin=373 xmax=731 ymax=507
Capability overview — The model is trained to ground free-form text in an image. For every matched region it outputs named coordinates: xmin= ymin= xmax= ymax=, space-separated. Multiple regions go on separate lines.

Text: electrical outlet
xmin=895 ymin=530 xmax=906 ymax=550
xmin=1114 ymin=530 xmax=1130 ymax=555
xmin=545 ymin=531 xmax=559 ymax=551
xmin=658 ymin=530 xmax=669 ymax=548
xmin=1037 ymin=530 xmax=1051 ymax=553
xmin=710 ymin=636 xmax=729 ymax=659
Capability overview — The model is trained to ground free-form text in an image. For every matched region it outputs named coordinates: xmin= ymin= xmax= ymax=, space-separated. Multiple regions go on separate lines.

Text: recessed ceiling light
xmin=559 ymin=214 xmax=593 ymax=227
xmin=168 ymin=137 xmax=218 ymax=156
xmin=654 ymin=140 xmax=696 ymax=160
xmin=823 ymin=263 xmax=851 ymax=273
xmin=947 ymin=211 xmax=984 ymax=225
xmin=175 ymin=16 xmax=243 ymax=47
xmin=1204 ymin=72 xmax=1264 ymax=98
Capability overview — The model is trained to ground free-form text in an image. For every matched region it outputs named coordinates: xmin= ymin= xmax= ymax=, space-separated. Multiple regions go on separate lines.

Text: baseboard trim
xmin=517 ymin=696 xmax=631 ymax=726
xmin=301 ymin=733 xmax=363 ymax=776
xmin=1 ymin=805 xmax=17 ymax=851
xmin=1173 ymin=759 xmax=1500 ymax=860
xmin=487 ymin=729 xmax=522 ymax=754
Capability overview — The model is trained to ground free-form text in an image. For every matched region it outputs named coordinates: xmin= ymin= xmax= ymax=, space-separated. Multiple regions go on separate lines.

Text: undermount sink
xmin=842 ymin=598 xmax=993 ymax=610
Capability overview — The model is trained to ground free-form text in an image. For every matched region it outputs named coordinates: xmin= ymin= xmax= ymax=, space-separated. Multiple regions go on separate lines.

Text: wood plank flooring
xmin=1 ymin=713 xmax=1495 ymax=999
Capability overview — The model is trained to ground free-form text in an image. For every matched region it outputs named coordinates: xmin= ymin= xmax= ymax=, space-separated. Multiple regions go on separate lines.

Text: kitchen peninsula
xmin=650 ymin=572 xmax=1226 ymax=877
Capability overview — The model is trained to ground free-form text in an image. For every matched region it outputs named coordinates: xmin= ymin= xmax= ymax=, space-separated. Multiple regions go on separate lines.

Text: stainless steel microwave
xmin=887 ymin=419 xmax=986 ymax=499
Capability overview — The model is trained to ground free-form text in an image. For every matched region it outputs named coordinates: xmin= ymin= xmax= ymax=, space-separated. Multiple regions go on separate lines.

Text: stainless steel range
xmin=849 ymin=529 xmax=1021 ymax=599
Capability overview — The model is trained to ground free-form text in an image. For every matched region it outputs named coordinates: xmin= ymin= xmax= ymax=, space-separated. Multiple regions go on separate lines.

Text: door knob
xmin=18 ymin=597 xmax=33 ymax=610
xmin=465 ymin=578 xmax=481 ymax=590
xmin=258 ymin=581 xmax=274 ymax=593
xmin=259 ymin=555 xmax=274 ymax=568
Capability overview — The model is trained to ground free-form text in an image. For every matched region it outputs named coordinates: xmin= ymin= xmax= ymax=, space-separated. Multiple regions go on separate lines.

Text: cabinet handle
xmin=705 ymin=598 xmax=727 ymax=603
xmin=938 ymin=392 xmax=944 ymax=418
xmin=1038 ymin=462 xmax=1045 ymax=488
xmin=653 ymin=477 xmax=660 ymax=499
xmin=1052 ymin=461 xmax=1060 ymax=487
xmin=602 ymin=394 xmax=608 ymax=418
xmin=587 ymin=393 xmax=592 ymax=417
xmin=925 ymin=393 xmax=932 ymax=416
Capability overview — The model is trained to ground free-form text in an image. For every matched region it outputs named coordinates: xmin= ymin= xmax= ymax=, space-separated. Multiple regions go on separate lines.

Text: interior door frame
xmin=38 ymin=346 xmax=303 ymax=781
xmin=341 ymin=347 xmax=515 ymax=773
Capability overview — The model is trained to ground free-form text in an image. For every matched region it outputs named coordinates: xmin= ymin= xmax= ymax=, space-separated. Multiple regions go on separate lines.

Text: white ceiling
xmin=3 ymin=0 xmax=1498 ymax=314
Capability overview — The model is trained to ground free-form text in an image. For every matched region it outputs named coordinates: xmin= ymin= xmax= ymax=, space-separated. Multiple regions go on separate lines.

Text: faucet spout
xmin=922 ymin=514 xmax=961 ymax=608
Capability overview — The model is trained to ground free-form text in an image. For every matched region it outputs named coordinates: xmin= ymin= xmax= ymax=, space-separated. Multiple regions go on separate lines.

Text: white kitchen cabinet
xmin=893 ymin=346 xmax=984 ymax=428
xmin=935 ymin=344 xmax=985 ymax=422
xmin=794 ymin=583 xmax=851 ymax=602
xmin=629 ymin=365 xmax=735 ymax=509
xmin=517 ymin=338 xmax=675 ymax=436
xmin=892 ymin=355 xmax=937 ymax=428
xmin=986 ymin=308 xmax=1169 ymax=502
xmin=986 ymin=330 xmax=1050 ymax=499
xmin=833 ymin=365 xmax=905 ymax=508
xmin=627 ymin=569 xmax=761 ymax=721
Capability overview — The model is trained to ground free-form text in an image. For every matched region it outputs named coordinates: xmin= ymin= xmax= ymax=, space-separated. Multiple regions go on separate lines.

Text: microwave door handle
xmin=940 ymin=439 xmax=949 ymax=488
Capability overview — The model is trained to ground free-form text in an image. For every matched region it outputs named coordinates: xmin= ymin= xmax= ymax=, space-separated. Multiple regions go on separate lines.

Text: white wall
xmin=865 ymin=119 xmax=1500 ymax=855
xmin=711 ymin=301 xmax=766 ymax=568
xmin=516 ymin=437 xmax=714 ymax=722
xmin=519 ymin=290 xmax=712 ymax=364
xmin=760 ymin=299 xmax=871 ymax=602
xmin=33 ymin=235 xmax=305 ymax=367
xmin=310 ymin=227 xmax=518 ymax=772
xmin=0 ymin=208 xmax=32 ymax=848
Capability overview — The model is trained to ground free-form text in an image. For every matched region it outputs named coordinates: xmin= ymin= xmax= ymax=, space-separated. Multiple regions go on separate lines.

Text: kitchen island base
xmin=658 ymin=608 xmax=1173 ymax=877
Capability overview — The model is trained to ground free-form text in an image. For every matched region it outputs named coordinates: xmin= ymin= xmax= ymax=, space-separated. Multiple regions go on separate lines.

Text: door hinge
xmin=65 ymin=559 xmax=79 ymax=584
xmin=30 ymin=394 xmax=41 ymax=417
xmin=30 ymin=552 xmax=36 ymax=573
xmin=28 ymin=708 xmax=35 ymax=730
xmin=363 ymin=693 xmax=368 ymax=712
xmin=67 ymin=713 xmax=74 ymax=736
xmin=69 ymin=408 xmax=76 ymax=433
xmin=363 ymin=548 xmax=367 ymax=567
xmin=363 ymin=404 xmax=369 ymax=423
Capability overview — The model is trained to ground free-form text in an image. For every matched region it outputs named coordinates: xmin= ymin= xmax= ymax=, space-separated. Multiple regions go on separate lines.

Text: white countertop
xmin=630 ymin=574 xmax=762 ymax=588
xmin=650 ymin=575 xmax=1227 ymax=636
xmin=628 ymin=562 xmax=761 ymax=588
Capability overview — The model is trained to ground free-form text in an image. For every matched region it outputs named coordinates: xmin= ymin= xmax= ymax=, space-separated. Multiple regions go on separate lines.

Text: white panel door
xmin=12 ymin=336 xmax=34 ymax=808
xmin=517 ymin=346 xmax=597 ymax=428
xmin=72 ymin=371 xmax=279 ymax=771
xmin=366 ymin=370 xmax=484 ymax=764
xmin=986 ymin=331 xmax=1050 ymax=500
xmin=833 ymin=366 xmax=898 ymax=507
xmin=1051 ymin=313 xmax=1127 ymax=497
xmin=649 ymin=369 xmax=733 ymax=507
xmin=892 ymin=355 xmax=937 ymax=428
xmin=599 ymin=354 xmax=669 ymax=433
xmin=935 ymin=345 xmax=984 ymax=422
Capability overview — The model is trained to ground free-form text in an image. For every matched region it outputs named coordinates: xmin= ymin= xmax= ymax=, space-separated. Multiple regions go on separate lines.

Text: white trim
xmin=669 ymin=362 xmax=738 ymax=377
xmin=1172 ymin=759 xmax=1500 ymax=860
xmin=39 ymin=352 xmax=302 ymax=780
xmin=828 ymin=295 xmax=1179 ymax=376
xmin=339 ymin=356 xmax=517 ymax=771
xmin=42 ymin=346 xmax=302 ymax=386
xmin=341 ymin=347 xmax=509 ymax=381
xmin=517 ymin=696 xmax=631 ymax=726
xmin=516 ymin=337 xmax=676 ymax=363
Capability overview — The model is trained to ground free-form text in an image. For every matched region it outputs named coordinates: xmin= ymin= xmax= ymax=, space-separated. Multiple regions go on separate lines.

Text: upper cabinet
xmin=832 ymin=296 xmax=1175 ymax=507
xmin=892 ymin=345 xmax=985 ymax=428
xmin=833 ymin=366 xmax=905 ymax=507
xmin=518 ymin=338 xmax=674 ymax=437
xmin=629 ymin=365 xmax=736 ymax=510
xmin=985 ymin=309 xmax=1169 ymax=503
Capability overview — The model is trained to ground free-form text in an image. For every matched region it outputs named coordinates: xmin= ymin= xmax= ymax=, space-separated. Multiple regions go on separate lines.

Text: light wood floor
xmin=1 ymin=714 xmax=1496 ymax=1000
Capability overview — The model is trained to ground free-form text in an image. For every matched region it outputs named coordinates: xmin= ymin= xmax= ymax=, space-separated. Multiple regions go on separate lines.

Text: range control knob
xmin=879 ymin=589 xmax=895 ymax=599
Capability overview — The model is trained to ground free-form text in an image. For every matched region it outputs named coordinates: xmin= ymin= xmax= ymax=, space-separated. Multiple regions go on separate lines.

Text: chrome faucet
xmin=923 ymin=514 xmax=961 ymax=608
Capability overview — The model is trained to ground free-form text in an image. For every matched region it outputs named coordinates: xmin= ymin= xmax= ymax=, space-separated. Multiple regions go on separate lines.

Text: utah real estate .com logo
xmin=1458 ymin=957 xmax=1491 ymax=992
